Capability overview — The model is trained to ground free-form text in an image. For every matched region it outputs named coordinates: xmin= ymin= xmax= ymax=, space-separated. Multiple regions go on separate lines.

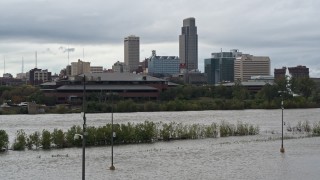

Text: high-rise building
xmin=124 ymin=35 xmax=140 ymax=72
xmin=26 ymin=68 xmax=52 ymax=85
xmin=288 ymin=65 xmax=309 ymax=78
xmin=179 ymin=17 xmax=198 ymax=71
xmin=234 ymin=54 xmax=270 ymax=82
xmin=71 ymin=59 xmax=90 ymax=76
xmin=205 ymin=58 xmax=220 ymax=84
xmin=205 ymin=49 xmax=242 ymax=84
xmin=274 ymin=67 xmax=287 ymax=80
xmin=148 ymin=50 xmax=180 ymax=76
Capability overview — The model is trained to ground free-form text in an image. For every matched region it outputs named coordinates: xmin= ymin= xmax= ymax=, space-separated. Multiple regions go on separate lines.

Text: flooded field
xmin=1 ymin=109 xmax=319 ymax=179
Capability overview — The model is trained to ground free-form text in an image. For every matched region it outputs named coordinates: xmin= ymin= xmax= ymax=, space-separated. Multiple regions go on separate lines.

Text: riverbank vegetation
xmin=1 ymin=121 xmax=259 ymax=151
xmin=1 ymin=120 xmax=320 ymax=152
xmin=0 ymin=77 xmax=319 ymax=114
xmin=0 ymin=130 xmax=9 ymax=151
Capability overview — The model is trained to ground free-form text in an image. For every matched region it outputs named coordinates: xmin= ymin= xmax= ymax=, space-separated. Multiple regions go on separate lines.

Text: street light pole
xmin=110 ymin=93 xmax=115 ymax=170
xmin=280 ymin=96 xmax=285 ymax=153
xmin=82 ymin=75 xmax=87 ymax=179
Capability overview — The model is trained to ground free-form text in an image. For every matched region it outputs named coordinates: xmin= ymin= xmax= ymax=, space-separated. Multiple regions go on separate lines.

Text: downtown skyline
xmin=0 ymin=0 xmax=320 ymax=77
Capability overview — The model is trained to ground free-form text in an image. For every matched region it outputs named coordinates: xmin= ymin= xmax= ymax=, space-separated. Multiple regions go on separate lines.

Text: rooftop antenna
xmin=22 ymin=57 xmax=24 ymax=73
xmin=3 ymin=56 xmax=5 ymax=74
xmin=35 ymin=51 xmax=38 ymax=68
xmin=83 ymin=48 xmax=84 ymax=60
xmin=219 ymin=48 xmax=222 ymax=82
xmin=68 ymin=46 xmax=70 ymax=65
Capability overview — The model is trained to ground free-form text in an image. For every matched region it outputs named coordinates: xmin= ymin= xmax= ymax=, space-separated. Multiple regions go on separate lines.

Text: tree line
xmin=0 ymin=76 xmax=319 ymax=114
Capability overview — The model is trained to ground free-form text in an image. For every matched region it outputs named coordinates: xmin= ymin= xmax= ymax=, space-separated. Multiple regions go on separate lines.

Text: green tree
xmin=120 ymin=123 xmax=136 ymax=143
xmin=65 ymin=125 xmax=82 ymax=147
xmin=52 ymin=129 xmax=65 ymax=148
xmin=232 ymin=80 xmax=249 ymax=100
xmin=295 ymin=77 xmax=315 ymax=98
xmin=214 ymin=84 xmax=232 ymax=99
xmin=0 ymin=130 xmax=9 ymax=151
xmin=13 ymin=129 xmax=26 ymax=151
xmin=86 ymin=126 xmax=97 ymax=146
xmin=41 ymin=129 xmax=51 ymax=149
xmin=256 ymin=83 xmax=278 ymax=103
xmin=26 ymin=131 xmax=41 ymax=150
xmin=275 ymin=76 xmax=288 ymax=92
xmin=95 ymin=125 xmax=110 ymax=145
xmin=116 ymin=99 xmax=137 ymax=112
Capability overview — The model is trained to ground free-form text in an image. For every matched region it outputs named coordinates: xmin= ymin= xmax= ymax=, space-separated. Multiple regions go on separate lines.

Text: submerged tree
xmin=26 ymin=131 xmax=41 ymax=150
xmin=41 ymin=129 xmax=51 ymax=149
xmin=13 ymin=130 xmax=27 ymax=151
xmin=0 ymin=130 xmax=9 ymax=151
xmin=51 ymin=129 xmax=65 ymax=148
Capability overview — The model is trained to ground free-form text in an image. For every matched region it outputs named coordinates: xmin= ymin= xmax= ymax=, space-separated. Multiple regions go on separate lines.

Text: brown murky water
xmin=1 ymin=109 xmax=319 ymax=180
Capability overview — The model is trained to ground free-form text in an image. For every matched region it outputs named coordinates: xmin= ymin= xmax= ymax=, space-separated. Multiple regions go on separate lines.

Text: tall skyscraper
xmin=179 ymin=17 xmax=198 ymax=71
xmin=124 ymin=35 xmax=140 ymax=72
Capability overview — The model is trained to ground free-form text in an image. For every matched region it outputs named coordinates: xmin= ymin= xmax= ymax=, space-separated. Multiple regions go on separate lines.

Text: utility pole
xmin=110 ymin=93 xmax=115 ymax=170
xmin=280 ymin=95 xmax=285 ymax=153
xmin=82 ymin=75 xmax=87 ymax=179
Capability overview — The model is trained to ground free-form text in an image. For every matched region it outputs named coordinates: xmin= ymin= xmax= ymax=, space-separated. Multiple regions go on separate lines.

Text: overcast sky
xmin=0 ymin=0 xmax=319 ymax=77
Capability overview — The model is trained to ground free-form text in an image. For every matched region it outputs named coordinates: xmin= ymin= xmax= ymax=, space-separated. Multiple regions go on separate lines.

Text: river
xmin=1 ymin=109 xmax=320 ymax=180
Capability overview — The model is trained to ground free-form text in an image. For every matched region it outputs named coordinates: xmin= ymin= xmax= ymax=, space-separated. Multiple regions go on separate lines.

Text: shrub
xmin=26 ymin=131 xmax=41 ymax=150
xmin=204 ymin=123 xmax=218 ymax=138
xmin=0 ymin=130 xmax=9 ymax=151
xmin=52 ymin=129 xmax=65 ymax=148
xmin=220 ymin=121 xmax=235 ymax=137
xmin=313 ymin=121 xmax=320 ymax=136
xmin=13 ymin=130 xmax=26 ymax=151
xmin=41 ymin=130 xmax=51 ymax=149
xmin=65 ymin=125 xmax=82 ymax=147
xmin=302 ymin=121 xmax=311 ymax=133
xmin=86 ymin=126 xmax=97 ymax=146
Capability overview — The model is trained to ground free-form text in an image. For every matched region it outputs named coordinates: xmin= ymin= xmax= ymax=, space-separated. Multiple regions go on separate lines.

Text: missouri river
xmin=1 ymin=109 xmax=319 ymax=179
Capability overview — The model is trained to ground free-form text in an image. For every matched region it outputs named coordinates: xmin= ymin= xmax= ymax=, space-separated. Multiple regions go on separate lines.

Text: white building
xmin=234 ymin=54 xmax=270 ymax=82
xmin=112 ymin=61 xmax=130 ymax=73
xmin=16 ymin=73 xmax=27 ymax=79
xmin=71 ymin=59 xmax=91 ymax=76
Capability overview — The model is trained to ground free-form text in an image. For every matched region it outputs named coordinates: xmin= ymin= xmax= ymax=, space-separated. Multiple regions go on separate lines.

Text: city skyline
xmin=0 ymin=0 xmax=320 ymax=77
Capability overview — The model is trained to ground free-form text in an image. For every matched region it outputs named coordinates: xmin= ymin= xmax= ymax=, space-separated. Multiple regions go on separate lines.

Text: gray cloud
xmin=0 ymin=0 xmax=319 ymax=77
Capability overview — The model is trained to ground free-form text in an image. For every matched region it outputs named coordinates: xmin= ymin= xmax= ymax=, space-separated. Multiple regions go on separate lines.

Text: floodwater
xmin=1 ymin=109 xmax=320 ymax=180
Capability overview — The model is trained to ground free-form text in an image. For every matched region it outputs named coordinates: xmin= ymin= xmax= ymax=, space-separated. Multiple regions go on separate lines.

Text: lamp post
xmin=109 ymin=93 xmax=115 ymax=170
xmin=280 ymin=95 xmax=285 ymax=153
xmin=82 ymin=75 xmax=87 ymax=179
